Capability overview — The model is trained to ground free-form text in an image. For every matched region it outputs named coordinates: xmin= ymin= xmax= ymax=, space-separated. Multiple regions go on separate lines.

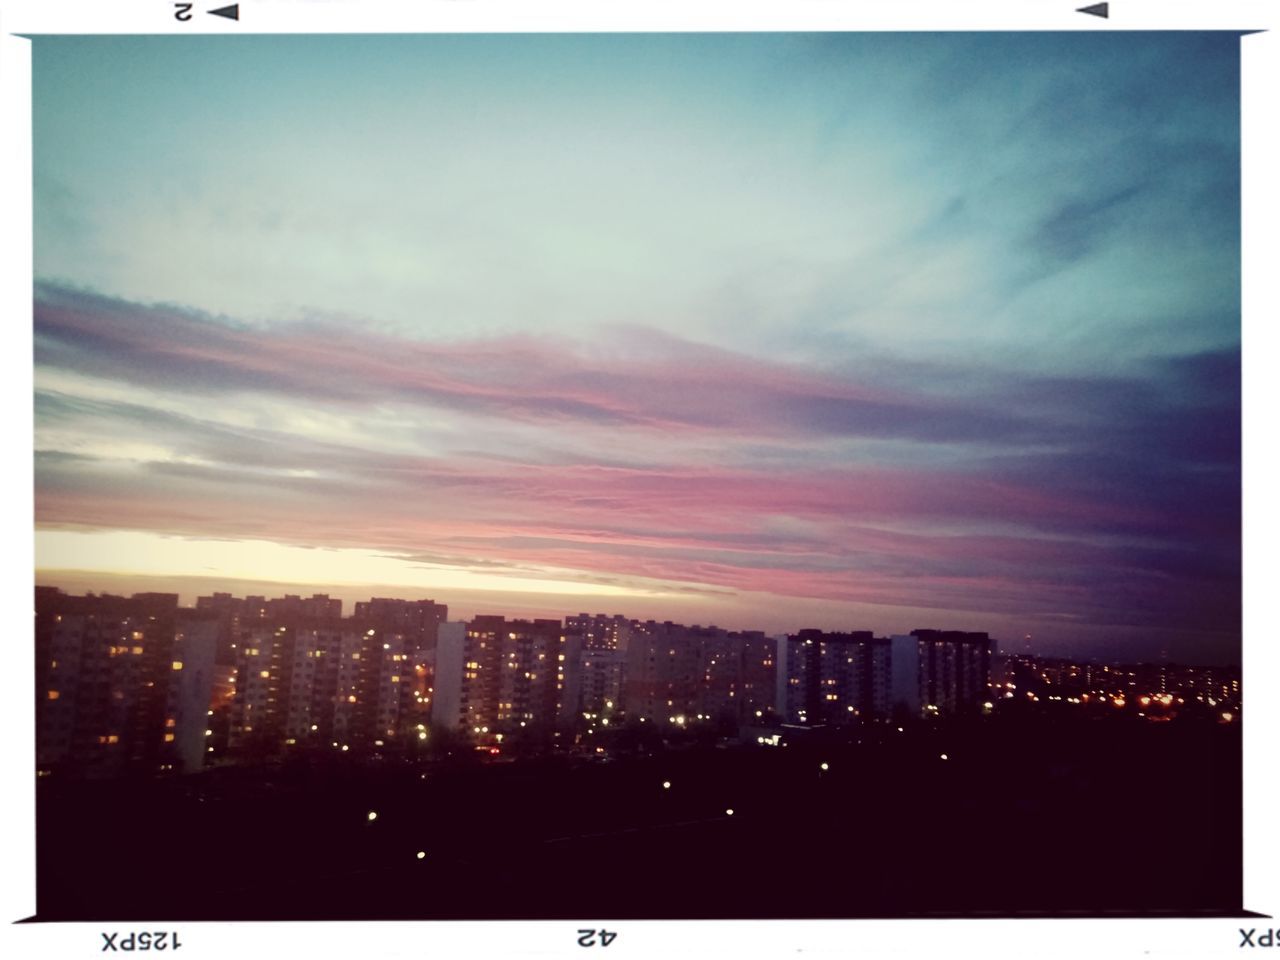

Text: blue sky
xmin=31 ymin=33 xmax=1242 ymax=660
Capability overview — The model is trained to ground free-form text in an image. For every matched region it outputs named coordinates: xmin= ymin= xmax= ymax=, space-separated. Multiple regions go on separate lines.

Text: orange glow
xmin=46 ymin=690 xmax=59 ymax=700
xmin=1139 ymin=696 xmax=1151 ymax=707
xmin=1112 ymin=697 xmax=1125 ymax=708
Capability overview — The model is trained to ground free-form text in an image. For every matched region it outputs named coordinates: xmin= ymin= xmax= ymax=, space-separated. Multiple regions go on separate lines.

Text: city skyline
xmin=33 ymin=33 xmax=1241 ymax=664
xmin=35 ymin=571 xmax=1244 ymax=921
xmin=30 ymin=578 xmax=1244 ymax=670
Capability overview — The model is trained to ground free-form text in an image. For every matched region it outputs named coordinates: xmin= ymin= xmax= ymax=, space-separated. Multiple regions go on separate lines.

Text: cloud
xmin=33 ymin=271 xmax=1239 ymax=645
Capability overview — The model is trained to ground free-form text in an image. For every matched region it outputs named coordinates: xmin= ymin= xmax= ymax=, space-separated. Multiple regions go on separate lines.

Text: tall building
xmin=621 ymin=621 xmax=778 ymax=727
xmin=782 ymin=629 xmax=890 ymax=724
xmin=353 ymin=598 xmax=447 ymax=640
xmin=264 ymin=593 xmax=343 ymax=620
xmin=431 ymin=622 xmax=466 ymax=731
xmin=566 ymin=613 xmax=631 ymax=651
xmin=911 ymin=629 xmax=993 ymax=717
xmin=889 ymin=634 xmax=922 ymax=718
xmin=697 ymin=628 xmax=777 ymax=725
xmin=623 ymin=620 xmax=704 ymax=723
xmin=35 ymin=590 xmax=217 ymax=776
xmin=226 ymin=620 xmax=429 ymax=755
xmin=431 ymin=616 xmax=571 ymax=740
xmin=163 ymin=616 xmax=219 ymax=772
xmin=565 ymin=614 xmax=631 ymax=722
xmin=195 ymin=591 xmax=247 ymax=665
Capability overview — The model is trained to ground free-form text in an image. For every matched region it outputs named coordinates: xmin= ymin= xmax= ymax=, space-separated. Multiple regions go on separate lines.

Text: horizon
xmin=32 ymin=571 xmax=1243 ymax=667
xmin=33 ymin=33 xmax=1242 ymax=666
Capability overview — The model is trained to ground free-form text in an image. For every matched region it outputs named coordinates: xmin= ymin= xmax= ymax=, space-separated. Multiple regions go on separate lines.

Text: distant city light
xmin=367 ymin=811 xmax=378 ymax=822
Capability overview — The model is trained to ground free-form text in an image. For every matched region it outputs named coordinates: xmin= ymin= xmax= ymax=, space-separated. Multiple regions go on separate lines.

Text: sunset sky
xmin=32 ymin=33 xmax=1242 ymax=660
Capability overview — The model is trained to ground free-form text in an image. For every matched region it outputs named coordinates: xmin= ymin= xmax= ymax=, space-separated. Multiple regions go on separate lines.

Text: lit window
xmin=163 ymin=733 xmax=175 ymax=743
xmin=47 ymin=690 xmax=59 ymax=700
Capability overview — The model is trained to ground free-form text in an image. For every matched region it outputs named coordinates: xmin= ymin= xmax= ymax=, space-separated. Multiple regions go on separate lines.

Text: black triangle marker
xmin=1076 ymin=2 xmax=1108 ymax=17
xmin=208 ymin=3 xmax=239 ymax=20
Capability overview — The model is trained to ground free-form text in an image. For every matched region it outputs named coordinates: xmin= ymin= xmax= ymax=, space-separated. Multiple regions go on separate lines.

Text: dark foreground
xmin=34 ymin=715 xmax=1243 ymax=920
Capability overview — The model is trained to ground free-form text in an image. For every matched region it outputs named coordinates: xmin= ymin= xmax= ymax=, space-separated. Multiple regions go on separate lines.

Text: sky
xmin=31 ymin=33 xmax=1242 ymax=661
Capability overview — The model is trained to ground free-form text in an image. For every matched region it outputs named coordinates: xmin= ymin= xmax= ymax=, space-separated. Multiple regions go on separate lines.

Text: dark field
xmin=34 ymin=715 xmax=1243 ymax=920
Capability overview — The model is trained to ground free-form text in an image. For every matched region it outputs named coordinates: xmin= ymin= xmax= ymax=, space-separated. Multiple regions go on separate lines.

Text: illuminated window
xmin=172 ymin=661 xmax=183 ymax=671
xmin=47 ymin=690 xmax=59 ymax=700
xmin=163 ymin=733 xmax=175 ymax=743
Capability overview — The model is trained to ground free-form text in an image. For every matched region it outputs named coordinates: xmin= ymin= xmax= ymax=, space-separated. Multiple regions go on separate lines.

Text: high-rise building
xmin=35 ymin=590 xmax=217 ymax=776
xmin=431 ymin=616 xmax=570 ymax=740
xmin=621 ymin=621 xmax=778 ymax=727
xmin=623 ymin=620 xmax=704 ymax=723
xmin=163 ymin=616 xmax=219 ymax=772
xmin=565 ymin=614 xmax=632 ymax=722
xmin=782 ymin=629 xmax=890 ymax=724
xmin=889 ymin=634 xmax=922 ymax=718
xmin=226 ymin=620 xmax=429 ymax=755
xmin=911 ymin=629 xmax=993 ymax=717
xmin=567 ymin=613 xmax=631 ymax=652
xmin=431 ymin=622 xmax=466 ymax=731
xmin=264 ymin=593 xmax=343 ymax=620
xmin=353 ymin=598 xmax=447 ymax=639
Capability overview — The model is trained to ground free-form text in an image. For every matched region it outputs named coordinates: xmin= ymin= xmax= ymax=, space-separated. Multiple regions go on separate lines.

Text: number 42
xmin=577 ymin=929 xmax=617 ymax=947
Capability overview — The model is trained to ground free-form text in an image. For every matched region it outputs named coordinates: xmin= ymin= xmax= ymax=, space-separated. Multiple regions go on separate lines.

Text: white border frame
xmin=1 ymin=4 xmax=1274 ymax=959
